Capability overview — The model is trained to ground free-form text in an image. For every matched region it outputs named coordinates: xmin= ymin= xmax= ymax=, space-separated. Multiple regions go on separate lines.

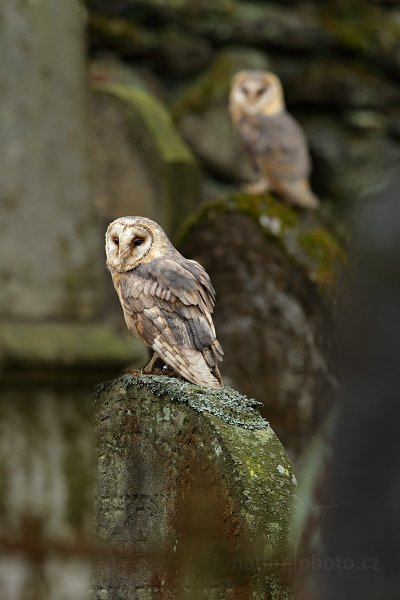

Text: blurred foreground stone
xmin=179 ymin=194 xmax=345 ymax=462
xmin=0 ymin=383 xmax=93 ymax=600
xmin=0 ymin=0 xmax=100 ymax=320
xmin=0 ymin=2 xmax=146 ymax=598
xmin=95 ymin=374 xmax=296 ymax=599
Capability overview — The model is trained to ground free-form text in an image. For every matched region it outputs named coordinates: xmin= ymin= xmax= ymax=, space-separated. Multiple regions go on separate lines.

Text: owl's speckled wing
xmin=119 ymin=256 xmax=223 ymax=388
xmin=238 ymin=111 xmax=310 ymax=181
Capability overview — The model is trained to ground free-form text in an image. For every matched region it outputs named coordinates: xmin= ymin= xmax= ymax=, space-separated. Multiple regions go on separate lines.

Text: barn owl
xmin=229 ymin=70 xmax=319 ymax=210
xmin=105 ymin=216 xmax=223 ymax=388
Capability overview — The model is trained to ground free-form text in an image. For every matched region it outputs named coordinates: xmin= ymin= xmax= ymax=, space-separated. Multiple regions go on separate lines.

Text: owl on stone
xmin=105 ymin=216 xmax=223 ymax=388
xmin=230 ymin=70 xmax=319 ymax=210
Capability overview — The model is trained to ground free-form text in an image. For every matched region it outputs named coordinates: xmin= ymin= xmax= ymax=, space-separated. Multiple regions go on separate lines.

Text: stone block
xmin=95 ymin=374 xmax=296 ymax=599
xmin=90 ymin=83 xmax=200 ymax=236
xmin=178 ymin=194 xmax=345 ymax=462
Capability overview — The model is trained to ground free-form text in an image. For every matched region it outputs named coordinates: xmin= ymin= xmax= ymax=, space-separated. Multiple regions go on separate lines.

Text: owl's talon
xmin=241 ymin=178 xmax=270 ymax=195
xmin=124 ymin=367 xmax=142 ymax=377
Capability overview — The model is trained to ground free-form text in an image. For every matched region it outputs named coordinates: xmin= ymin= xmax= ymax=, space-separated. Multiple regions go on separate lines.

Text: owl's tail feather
xmin=152 ymin=338 xmax=222 ymax=389
xmin=203 ymin=340 xmax=224 ymax=369
xmin=281 ymin=180 xmax=320 ymax=210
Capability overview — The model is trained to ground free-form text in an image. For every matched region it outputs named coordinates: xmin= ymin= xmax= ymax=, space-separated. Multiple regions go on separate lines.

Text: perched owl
xmin=229 ymin=70 xmax=319 ymax=210
xmin=105 ymin=216 xmax=223 ymax=388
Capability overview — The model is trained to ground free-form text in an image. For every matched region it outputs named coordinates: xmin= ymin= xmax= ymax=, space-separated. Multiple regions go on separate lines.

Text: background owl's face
xmin=106 ymin=216 xmax=170 ymax=273
xmin=229 ymin=71 xmax=284 ymax=118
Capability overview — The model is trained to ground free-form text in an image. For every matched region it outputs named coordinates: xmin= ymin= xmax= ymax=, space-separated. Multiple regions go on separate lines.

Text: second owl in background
xmin=230 ymin=70 xmax=319 ymax=210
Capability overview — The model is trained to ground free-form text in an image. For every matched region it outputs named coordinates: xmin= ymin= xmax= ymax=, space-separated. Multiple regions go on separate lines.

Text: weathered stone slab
xmin=0 ymin=0 xmax=102 ymax=320
xmin=178 ymin=194 xmax=345 ymax=463
xmin=90 ymin=83 xmax=199 ymax=236
xmin=95 ymin=374 xmax=296 ymax=599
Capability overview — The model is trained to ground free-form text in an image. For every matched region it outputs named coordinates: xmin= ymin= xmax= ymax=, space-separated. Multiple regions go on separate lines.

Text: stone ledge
xmin=96 ymin=373 xmax=269 ymax=430
xmin=0 ymin=321 xmax=147 ymax=372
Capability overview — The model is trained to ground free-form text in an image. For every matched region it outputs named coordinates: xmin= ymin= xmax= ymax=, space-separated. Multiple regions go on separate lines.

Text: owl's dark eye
xmin=242 ymin=86 xmax=249 ymax=96
xmin=133 ymin=238 xmax=143 ymax=247
xmin=256 ymin=87 xmax=266 ymax=97
xmin=112 ymin=236 xmax=119 ymax=246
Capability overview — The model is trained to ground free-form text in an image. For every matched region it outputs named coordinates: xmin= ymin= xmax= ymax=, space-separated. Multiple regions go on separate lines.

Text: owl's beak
xmin=246 ymin=105 xmax=259 ymax=115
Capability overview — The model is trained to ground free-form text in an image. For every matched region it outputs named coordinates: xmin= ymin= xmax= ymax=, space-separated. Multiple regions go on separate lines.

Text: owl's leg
xmin=213 ymin=365 xmax=223 ymax=385
xmin=143 ymin=351 xmax=160 ymax=374
xmin=241 ymin=176 xmax=270 ymax=195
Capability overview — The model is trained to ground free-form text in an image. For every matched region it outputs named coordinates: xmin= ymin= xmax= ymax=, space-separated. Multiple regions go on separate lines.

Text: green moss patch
xmin=94 ymin=82 xmax=195 ymax=164
xmin=177 ymin=192 xmax=346 ymax=293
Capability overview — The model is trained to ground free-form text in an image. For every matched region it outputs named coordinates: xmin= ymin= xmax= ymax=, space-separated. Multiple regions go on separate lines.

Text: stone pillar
xmin=0 ymin=0 xmax=101 ymax=320
xmin=0 ymin=2 xmax=144 ymax=599
xmin=178 ymin=194 xmax=345 ymax=463
xmin=95 ymin=374 xmax=296 ymax=599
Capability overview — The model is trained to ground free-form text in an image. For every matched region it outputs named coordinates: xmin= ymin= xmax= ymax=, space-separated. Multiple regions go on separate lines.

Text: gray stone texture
xmin=0 ymin=384 xmax=93 ymax=600
xmin=0 ymin=0 xmax=102 ymax=320
xmin=95 ymin=374 xmax=297 ymax=599
xmin=179 ymin=196 xmax=344 ymax=463
xmin=90 ymin=83 xmax=200 ymax=236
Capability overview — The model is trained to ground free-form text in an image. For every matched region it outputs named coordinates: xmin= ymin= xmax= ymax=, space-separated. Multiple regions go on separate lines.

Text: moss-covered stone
xmin=88 ymin=14 xmax=157 ymax=55
xmin=0 ymin=321 xmax=147 ymax=371
xmin=91 ymin=82 xmax=200 ymax=234
xmin=96 ymin=82 xmax=194 ymax=164
xmin=97 ymin=373 xmax=268 ymax=430
xmin=178 ymin=194 xmax=342 ymax=463
xmin=95 ymin=374 xmax=296 ymax=598
xmin=177 ymin=193 xmax=346 ymax=293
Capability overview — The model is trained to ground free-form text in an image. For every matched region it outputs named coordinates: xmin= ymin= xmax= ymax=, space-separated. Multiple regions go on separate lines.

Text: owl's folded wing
xmin=120 ymin=257 xmax=223 ymax=387
xmin=242 ymin=112 xmax=310 ymax=180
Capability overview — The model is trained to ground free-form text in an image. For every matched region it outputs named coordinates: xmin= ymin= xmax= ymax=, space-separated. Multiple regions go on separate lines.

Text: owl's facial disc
xmin=106 ymin=221 xmax=153 ymax=272
xmin=230 ymin=71 xmax=284 ymax=118
xmin=239 ymin=79 xmax=275 ymax=114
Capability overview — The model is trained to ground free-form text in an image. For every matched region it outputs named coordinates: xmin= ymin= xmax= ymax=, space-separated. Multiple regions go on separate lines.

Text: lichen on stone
xmin=96 ymin=373 xmax=269 ymax=430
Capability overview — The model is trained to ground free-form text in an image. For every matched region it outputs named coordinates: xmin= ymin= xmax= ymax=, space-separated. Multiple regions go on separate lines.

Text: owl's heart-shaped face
xmin=106 ymin=216 xmax=174 ymax=273
xmin=230 ymin=70 xmax=284 ymax=118
xmin=106 ymin=217 xmax=157 ymax=273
